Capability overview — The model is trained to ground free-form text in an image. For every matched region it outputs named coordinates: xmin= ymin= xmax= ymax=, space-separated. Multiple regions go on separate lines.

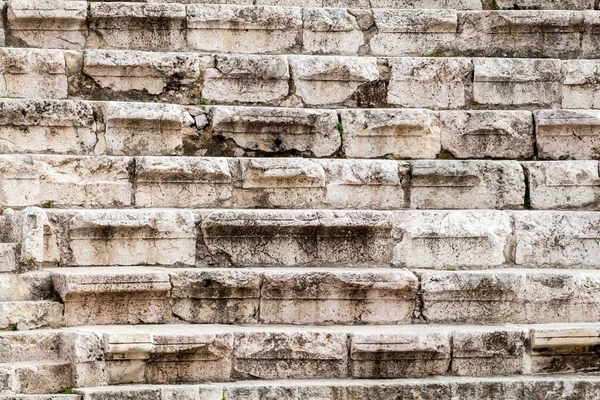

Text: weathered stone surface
xmin=303 ymin=8 xmax=363 ymax=55
xmin=202 ymin=55 xmax=289 ymax=105
xmin=341 ymin=109 xmax=441 ymax=159
xmin=187 ymin=4 xmax=302 ymax=54
xmin=440 ymin=110 xmax=534 ymax=159
xmin=5 ymin=207 xmax=47 ymax=267
xmin=536 ymin=109 xmax=600 ymax=160
xmin=582 ymin=11 xmax=600 ymax=58
xmin=387 ymin=58 xmax=472 ymax=109
xmin=0 ymin=301 xmax=63 ymax=331
xmin=0 ymin=361 xmax=72 ymax=394
xmin=393 ymin=210 xmax=511 ymax=268
xmin=524 ymin=161 xmax=600 ymax=209
xmin=371 ymin=10 xmax=458 ymax=56
xmin=410 ymin=160 xmax=525 ymax=209
xmin=88 ymin=3 xmax=187 ymax=51
xmin=495 ymin=0 xmax=594 ymax=9
xmin=0 ymin=272 xmax=53 ymax=302
xmin=473 ymin=58 xmax=562 ymax=108
xmin=0 ymin=330 xmax=62 ymax=363
xmin=289 ymin=56 xmax=379 ymax=106
xmin=372 ymin=0 xmax=481 ymax=7
xmin=562 ymin=60 xmax=600 ymax=109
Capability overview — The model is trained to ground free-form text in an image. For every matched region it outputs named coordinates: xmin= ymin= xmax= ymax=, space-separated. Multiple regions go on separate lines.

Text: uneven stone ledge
xmin=5 ymin=2 xmax=600 ymax=58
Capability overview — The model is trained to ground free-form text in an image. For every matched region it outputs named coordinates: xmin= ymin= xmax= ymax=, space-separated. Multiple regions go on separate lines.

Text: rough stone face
xmin=0 ymin=301 xmax=64 ymax=331
xmin=582 ymin=11 xmax=600 ymax=58
xmin=535 ymin=109 xmax=600 ymax=160
xmin=495 ymin=0 xmax=594 ymax=9
xmin=562 ymin=60 xmax=600 ymax=109
xmin=387 ymin=58 xmax=472 ymax=109
xmin=473 ymin=58 xmax=562 ymax=108
xmin=409 ymin=160 xmax=525 ymax=209
xmin=6 ymin=207 xmax=47 ymax=267
xmin=0 ymin=361 xmax=73 ymax=394
xmin=302 ymin=8 xmax=364 ymax=55
xmin=341 ymin=109 xmax=441 ymax=159
xmin=440 ymin=110 xmax=534 ymax=159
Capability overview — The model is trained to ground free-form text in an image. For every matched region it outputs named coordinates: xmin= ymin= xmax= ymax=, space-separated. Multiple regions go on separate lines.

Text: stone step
xmin=37 ymin=208 xmax=600 ymax=269
xmin=0 ymin=301 xmax=64 ymax=331
xmin=0 ymin=330 xmax=63 ymax=363
xmin=5 ymin=1 xmax=599 ymax=58
xmin=0 ymin=361 xmax=73 ymax=395
xmin=0 ymin=396 xmax=79 ymax=400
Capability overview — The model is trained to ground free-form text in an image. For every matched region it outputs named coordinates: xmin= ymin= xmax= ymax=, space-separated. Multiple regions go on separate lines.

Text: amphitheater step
xmin=0 ymin=361 xmax=73 ymax=395
xmin=0 ymin=396 xmax=79 ymax=400
xmin=0 ymin=301 xmax=63 ymax=331
xmin=0 ymin=330 xmax=63 ymax=363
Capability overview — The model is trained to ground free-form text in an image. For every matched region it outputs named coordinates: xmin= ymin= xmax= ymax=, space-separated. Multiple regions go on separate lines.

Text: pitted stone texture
xmin=393 ymin=210 xmax=511 ymax=268
xmin=302 ymin=8 xmax=363 ymax=55
xmin=0 ymin=361 xmax=73 ymax=394
xmin=45 ymin=210 xmax=196 ymax=267
xmin=187 ymin=4 xmax=302 ymax=54
xmin=6 ymin=207 xmax=47 ymax=267
xmin=341 ymin=109 xmax=441 ymax=159
xmin=387 ymin=58 xmax=472 ymax=109
xmin=371 ymin=10 xmax=458 ymax=57
xmin=440 ymin=110 xmax=534 ymax=159
xmin=202 ymin=55 xmax=289 ymax=105
xmin=205 ymin=106 xmax=341 ymax=157
xmin=524 ymin=161 xmax=600 ymax=209
xmin=536 ymin=109 xmax=600 ymax=160
xmin=8 ymin=0 xmax=87 ymax=50
xmin=88 ymin=3 xmax=187 ymax=51
xmin=0 ymin=272 xmax=54 ymax=302
xmin=562 ymin=60 xmax=600 ymax=109
xmin=582 ymin=11 xmax=600 ymax=58
xmin=473 ymin=58 xmax=562 ymax=108
xmin=495 ymin=0 xmax=595 ymax=9
xmin=289 ymin=56 xmax=379 ymax=106
xmin=0 ymin=301 xmax=64 ymax=331
xmin=410 ymin=160 xmax=525 ymax=209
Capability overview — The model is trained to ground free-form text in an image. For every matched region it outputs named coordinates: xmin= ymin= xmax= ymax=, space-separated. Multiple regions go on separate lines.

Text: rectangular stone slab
xmin=535 ymin=109 xmax=600 ymax=160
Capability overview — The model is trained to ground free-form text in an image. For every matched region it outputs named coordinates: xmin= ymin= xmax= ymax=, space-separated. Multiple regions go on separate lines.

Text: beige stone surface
xmin=562 ymin=60 xmax=600 ymax=109
xmin=0 ymin=361 xmax=73 ymax=394
xmin=303 ymin=8 xmax=363 ymax=55
xmin=495 ymin=0 xmax=594 ymax=8
xmin=0 ymin=301 xmax=64 ymax=331
xmin=536 ymin=109 xmax=600 ymax=160
xmin=582 ymin=11 xmax=600 ymax=58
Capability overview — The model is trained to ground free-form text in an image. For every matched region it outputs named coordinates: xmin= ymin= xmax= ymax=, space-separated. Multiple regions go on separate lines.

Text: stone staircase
xmin=1 ymin=0 xmax=600 ymax=399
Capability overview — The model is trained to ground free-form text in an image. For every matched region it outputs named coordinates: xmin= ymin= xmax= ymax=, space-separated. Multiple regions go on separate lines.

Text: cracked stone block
xmin=260 ymin=269 xmax=418 ymax=325
xmin=3 ymin=207 xmax=46 ymax=268
xmin=0 ymin=331 xmax=62 ymax=363
xmin=536 ymin=110 xmax=600 ymax=160
xmin=45 ymin=209 xmax=196 ymax=267
xmin=232 ymin=327 xmax=348 ymax=379
xmin=170 ymin=269 xmax=260 ymax=324
xmin=523 ymin=161 xmax=600 ymax=210
xmin=0 ymin=99 xmax=96 ymax=155
xmin=202 ymin=55 xmax=289 ymax=105
xmin=393 ymin=210 xmax=511 ymax=268
xmin=206 ymin=106 xmax=341 ymax=157
xmin=52 ymin=267 xmax=171 ymax=326
xmin=473 ymin=58 xmax=562 ymax=108
xmin=341 ymin=109 xmax=441 ymax=159
xmin=135 ymin=157 xmax=233 ymax=208
xmin=371 ymin=0 xmax=481 ymax=8
xmin=495 ymin=0 xmax=594 ymax=8
xmin=8 ymin=0 xmax=87 ymax=50
xmin=370 ymin=9 xmax=458 ymax=56
xmin=289 ymin=55 xmax=379 ymax=106
xmin=387 ymin=57 xmax=472 ymax=109
xmin=88 ymin=3 xmax=187 ymax=51
xmin=562 ymin=60 xmax=600 ymax=109
xmin=302 ymin=8 xmax=364 ymax=55
xmin=452 ymin=327 xmax=527 ymax=376
xmin=0 ymin=361 xmax=73 ymax=394
xmin=440 ymin=110 xmax=534 ymax=159
xmin=0 ymin=243 xmax=17 ymax=273
xmin=410 ymin=160 xmax=525 ymax=209
xmin=0 ymin=48 xmax=68 ymax=99
xmin=514 ymin=211 xmax=600 ymax=267
xmin=0 ymin=271 xmax=54 ymax=301
xmin=583 ymin=11 xmax=600 ymax=58
xmin=0 ymin=301 xmax=64 ymax=331
xmin=350 ymin=327 xmax=451 ymax=378
xmin=458 ymin=10 xmax=584 ymax=58
xmin=102 ymin=102 xmax=193 ymax=156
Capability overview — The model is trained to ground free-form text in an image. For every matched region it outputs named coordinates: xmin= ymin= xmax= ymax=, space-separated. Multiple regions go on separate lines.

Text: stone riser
xmin=0 ymin=362 xmax=73 ymax=395
xmin=6 ymin=2 xmax=600 ymax=59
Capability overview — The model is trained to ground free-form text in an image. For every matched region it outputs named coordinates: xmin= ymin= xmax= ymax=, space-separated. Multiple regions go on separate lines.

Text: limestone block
xmin=495 ymin=0 xmax=594 ymax=9
xmin=393 ymin=210 xmax=511 ymax=268
xmin=170 ymin=269 xmax=261 ymax=324
xmin=387 ymin=57 xmax=472 ymax=109
xmin=102 ymin=102 xmax=193 ymax=156
xmin=473 ymin=58 xmax=562 ymax=108
xmin=260 ymin=269 xmax=417 ymax=325
xmin=88 ymin=3 xmax=187 ymax=51
xmin=370 ymin=9 xmax=458 ymax=56
xmin=319 ymin=159 xmax=408 ymax=210
xmin=7 ymin=207 xmax=47 ymax=266
xmin=289 ymin=55 xmax=379 ymax=106
xmin=0 ymin=48 xmax=67 ymax=99
xmin=187 ymin=4 xmax=302 ymax=54
xmin=452 ymin=327 xmax=527 ymax=376
xmin=440 ymin=110 xmax=534 ymax=159
xmin=8 ymin=0 xmax=87 ymax=50
xmin=524 ymin=161 xmax=600 ymax=209
xmin=0 ymin=99 xmax=97 ymax=155
xmin=135 ymin=157 xmax=233 ymax=207
xmin=206 ymin=106 xmax=341 ymax=157
xmin=76 ymin=385 xmax=218 ymax=400
xmin=232 ymin=327 xmax=348 ymax=379
xmin=371 ymin=0 xmax=482 ymax=8
xmin=0 ymin=272 xmax=53 ymax=301
xmin=302 ymin=8 xmax=364 ymax=55
xmin=458 ymin=10 xmax=584 ymax=58
xmin=59 ymin=330 xmax=106 ymax=387
xmin=0 ymin=156 xmax=40 ymax=208
xmin=340 ymin=109 xmax=441 ymax=159
xmin=0 ymin=330 xmax=62 ymax=363
xmin=0 ymin=301 xmax=63 ymax=331
xmin=0 ymin=361 xmax=73 ymax=394
xmin=0 ymin=243 xmax=17 ymax=273
xmin=562 ymin=60 xmax=600 ymax=109
xmin=46 ymin=209 xmax=196 ymax=266
xmin=536 ymin=109 xmax=600 ymax=160
xmin=82 ymin=50 xmax=203 ymax=100
xmin=350 ymin=327 xmax=451 ymax=378
xmin=202 ymin=55 xmax=289 ymax=105
xmin=513 ymin=211 xmax=600 ymax=267
xmin=410 ymin=160 xmax=525 ymax=209
xmin=582 ymin=11 xmax=600 ymax=58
